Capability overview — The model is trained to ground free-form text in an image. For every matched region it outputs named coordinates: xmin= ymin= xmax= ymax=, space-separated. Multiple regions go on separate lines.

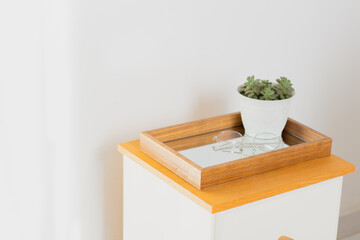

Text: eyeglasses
xmin=212 ymin=131 xmax=282 ymax=156
xmin=212 ymin=131 xmax=243 ymax=154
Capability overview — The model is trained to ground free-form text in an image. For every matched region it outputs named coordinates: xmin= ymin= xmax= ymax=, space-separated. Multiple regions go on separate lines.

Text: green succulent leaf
xmin=278 ymin=77 xmax=293 ymax=89
xmin=262 ymin=86 xmax=275 ymax=100
xmin=238 ymin=75 xmax=294 ymax=100
xmin=247 ymin=75 xmax=255 ymax=84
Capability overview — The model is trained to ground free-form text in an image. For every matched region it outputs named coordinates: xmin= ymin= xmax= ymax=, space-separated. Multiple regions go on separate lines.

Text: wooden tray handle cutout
xmin=278 ymin=236 xmax=294 ymax=240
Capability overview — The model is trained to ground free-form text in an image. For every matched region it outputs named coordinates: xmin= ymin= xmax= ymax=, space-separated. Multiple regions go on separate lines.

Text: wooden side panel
xmin=282 ymin=130 xmax=305 ymax=145
xmin=148 ymin=112 xmax=242 ymax=142
xmin=140 ymin=132 xmax=202 ymax=189
xmin=201 ymin=138 xmax=332 ymax=188
xmin=284 ymin=118 xmax=328 ymax=142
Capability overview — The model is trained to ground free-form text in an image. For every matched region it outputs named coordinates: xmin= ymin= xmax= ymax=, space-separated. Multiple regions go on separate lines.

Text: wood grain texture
xmin=284 ymin=118 xmax=327 ymax=142
xmin=140 ymin=132 xmax=202 ymax=189
xmin=147 ymin=112 xmax=242 ymax=142
xmin=201 ymin=138 xmax=332 ymax=188
xmin=140 ymin=112 xmax=332 ymax=189
xmin=118 ymin=140 xmax=355 ymax=213
xmin=165 ymin=126 xmax=245 ymax=151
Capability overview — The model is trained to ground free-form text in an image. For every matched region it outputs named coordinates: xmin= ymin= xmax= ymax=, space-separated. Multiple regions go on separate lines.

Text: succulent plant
xmin=237 ymin=76 xmax=294 ymax=100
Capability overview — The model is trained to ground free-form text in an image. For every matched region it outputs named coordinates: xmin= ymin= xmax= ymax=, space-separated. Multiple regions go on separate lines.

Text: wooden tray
xmin=140 ymin=112 xmax=332 ymax=190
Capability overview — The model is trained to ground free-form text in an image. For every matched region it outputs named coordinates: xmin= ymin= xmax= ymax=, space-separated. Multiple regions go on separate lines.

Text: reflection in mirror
xmin=164 ymin=126 xmax=305 ymax=168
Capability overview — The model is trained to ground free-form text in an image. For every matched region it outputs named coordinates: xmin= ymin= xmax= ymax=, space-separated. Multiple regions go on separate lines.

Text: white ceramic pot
xmin=238 ymin=93 xmax=294 ymax=138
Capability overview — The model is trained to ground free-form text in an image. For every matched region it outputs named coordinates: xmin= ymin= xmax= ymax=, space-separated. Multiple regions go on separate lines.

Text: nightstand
xmin=119 ymin=140 xmax=354 ymax=240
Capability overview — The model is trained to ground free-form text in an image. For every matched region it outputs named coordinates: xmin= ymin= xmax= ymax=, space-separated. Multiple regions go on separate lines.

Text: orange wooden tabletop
xmin=118 ymin=140 xmax=355 ymax=214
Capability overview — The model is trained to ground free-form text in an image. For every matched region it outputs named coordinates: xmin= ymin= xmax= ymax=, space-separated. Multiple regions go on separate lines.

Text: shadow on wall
xmin=100 ymin=88 xmax=229 ymax=240
xmin=103 ymin=145 xmax=123 ymax=240
xmin=191 ymin=85 xmax=230 ymax=121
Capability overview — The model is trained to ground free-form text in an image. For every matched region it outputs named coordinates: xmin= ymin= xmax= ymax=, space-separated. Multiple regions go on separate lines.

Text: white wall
xmin=0 ymin=1 xmax=51 ymax=239
xmin=1 ymin=0 xmax=77 ymax=240
xmin=1 ymin=0 xmax=359 ymax=240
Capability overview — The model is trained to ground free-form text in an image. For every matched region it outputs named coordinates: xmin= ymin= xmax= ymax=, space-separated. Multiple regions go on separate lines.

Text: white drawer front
xmin=214 ymin=177 xmax=343 ymax=240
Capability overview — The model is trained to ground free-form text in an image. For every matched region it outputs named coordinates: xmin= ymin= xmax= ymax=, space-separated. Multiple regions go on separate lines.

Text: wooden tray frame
xmin=140 ymin=112 xmax=332 ymax=190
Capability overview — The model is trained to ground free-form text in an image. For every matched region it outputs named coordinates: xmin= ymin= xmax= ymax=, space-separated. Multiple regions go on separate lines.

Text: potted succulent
xmin=237 ymin=76 xmax=295 ymax=138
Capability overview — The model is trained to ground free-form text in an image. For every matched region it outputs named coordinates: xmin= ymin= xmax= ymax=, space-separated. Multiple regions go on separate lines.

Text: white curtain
xmin=0 ymin=1 xmax=77 ymax=239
